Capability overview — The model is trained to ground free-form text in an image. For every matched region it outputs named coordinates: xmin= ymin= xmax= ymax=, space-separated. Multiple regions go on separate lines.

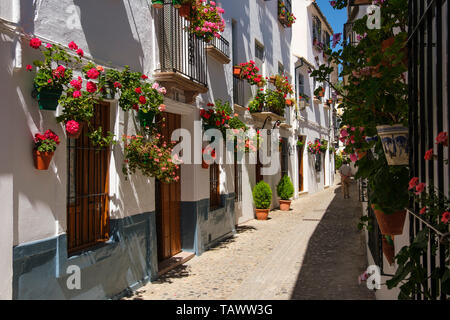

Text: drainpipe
xmin=12 ymin=0 xmax=22 ymax=70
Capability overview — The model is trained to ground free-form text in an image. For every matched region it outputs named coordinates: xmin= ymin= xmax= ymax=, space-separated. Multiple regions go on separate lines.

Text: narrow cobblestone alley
xmin=126 ymin=179 xmax=375 ymax=300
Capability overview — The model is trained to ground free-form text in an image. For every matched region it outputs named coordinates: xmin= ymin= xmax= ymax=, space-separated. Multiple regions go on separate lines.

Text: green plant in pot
xmin=357 ymin=142 xmax=409 ymax=236
xmin=98 ymin=68 xmax=121 ymax=100
xmin=253 ymin=181 xmax=272 ymax=220
xmin=277 ymin=175 xmax=294 ymax=211
xmin=28 ymin=38 xmax=78 ymax=110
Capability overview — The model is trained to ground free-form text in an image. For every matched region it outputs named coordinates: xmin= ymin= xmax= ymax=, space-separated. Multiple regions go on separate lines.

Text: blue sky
xmin=315 ymin=0 xmax=347 ymax=51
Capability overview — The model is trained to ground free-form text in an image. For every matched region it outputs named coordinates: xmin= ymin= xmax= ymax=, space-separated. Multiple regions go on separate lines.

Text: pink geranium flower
xmin=65 ymin=120 xmax=80 ymax=135
xmin=68 ymin=41 xmax=78 ymax=50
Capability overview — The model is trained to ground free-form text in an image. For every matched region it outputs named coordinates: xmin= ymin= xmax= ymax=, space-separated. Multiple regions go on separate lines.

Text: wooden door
xmin=156 ymin=112 xmax=181 ymax=261
xmin=67 ymin=103 xmax=110 ymax=254
xmin=298 ymin=137 xmax=304 ymax=192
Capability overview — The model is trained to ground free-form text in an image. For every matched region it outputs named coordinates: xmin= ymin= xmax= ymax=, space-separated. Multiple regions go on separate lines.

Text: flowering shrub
xmin=34 ymin=130 xmax=60 ymax=152
xmin=264 ymin=89 xmax=286 ymax=116
xmin=189 ymin=0 xmax=226 ymax=43
xmin=56 ymin=88 xmax=95 ymax=124
xmin=240 ymin=61 xmax=265 ymax=86
xmin=123 ymin=134 xmax=180 ymax=183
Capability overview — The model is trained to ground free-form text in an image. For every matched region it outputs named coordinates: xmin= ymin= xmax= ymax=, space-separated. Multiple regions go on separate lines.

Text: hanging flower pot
xmin=371 ymin=204 xmax=406 ymax=235
xmin=138 ymin=109 xmax=156 ymax=129
xmin=233 ymin=66 xmax=242 ymax=79
xmin=32 ymin=85 xmax=63 ymax=111
xmin=376 ymin=124 xmax=409 ymax=166
xmin=172 ymin=0 xmax=182 ymax=8
xmin=151 ymin=0 xmax=164 ymax=8
xmin=179 ymin=3 xmax=191 ymax=18
xmin=269 ymin=76 xmax=276 ymax=84
xmin=285 ymin=99 xmax=293 ymax=106
xmin=66 ymin=120 xmax=84 ymax=139
xmin=33 ymin=150 xmax=54 ymax=170
xmin=257 ymin=81 xmax=265 ymax=88
xmin=101 ymin=85 xmax=115 ymax=100
xmin=382 ymin=236 xmax=395 ymax=265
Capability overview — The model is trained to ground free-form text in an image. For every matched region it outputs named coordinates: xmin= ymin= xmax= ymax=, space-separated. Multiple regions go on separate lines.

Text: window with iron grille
xmin=210 ymin=163 xmax=221 ymax=210
xmin=67 ymin=103 xmax=110 ymax=254
xmin=312 ymin=16 xmax=322 ymax=42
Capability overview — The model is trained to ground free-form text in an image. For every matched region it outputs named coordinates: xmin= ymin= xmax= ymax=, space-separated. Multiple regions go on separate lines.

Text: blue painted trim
xmin=13 ymin=211 xmax=157 ymax=300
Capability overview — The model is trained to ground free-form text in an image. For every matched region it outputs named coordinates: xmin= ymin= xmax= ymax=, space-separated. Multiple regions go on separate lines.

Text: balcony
xmin=206 ymin=35 xmax=231 ymax=65
xmin=278 ymin=0 xmax=292 ymax=28
xmin=154 ymin=1 xmax=208 ymax=103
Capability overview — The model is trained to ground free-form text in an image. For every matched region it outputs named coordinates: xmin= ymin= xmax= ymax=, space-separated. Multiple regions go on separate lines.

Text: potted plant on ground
xmin=33 ymin=130 xmax=60 ymax=170
xmin=253 ymin=181 xmax=272 ymax=220
xmin=277 ymin=175 xmax=294 ymax=211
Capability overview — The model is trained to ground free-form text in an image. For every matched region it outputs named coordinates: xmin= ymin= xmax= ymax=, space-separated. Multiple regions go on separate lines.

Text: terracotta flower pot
xmin=286 ymin=99 xmax=293 ymax=106
xmin=269 ymin=76 xmax=276 ymax=84
xmin=151 ymin=0 xmax=164 ymax=9
xmin=255 ymin=208 xmax=269 ymax=220
xmin=33 ymin=150 xmax=54 ymax=170
xmin=356 ymin=149 xmax=367 ymax=160
xmin=279 ymin=200 xmax=291 ymax=211
xmin=233 ymin=66 xmax=242 ymax=78
xmin=66 ymin=122 xmax=84 ymax=139
xmin=257 ymin=81 xmax=265 ymax=87
xmin=382 ymin=236 xmax=395 ymax=265
xmin=179 ymin=3 xmax=190 ymax=18
xmin=371 ymin=204 xmax=406 ymax=235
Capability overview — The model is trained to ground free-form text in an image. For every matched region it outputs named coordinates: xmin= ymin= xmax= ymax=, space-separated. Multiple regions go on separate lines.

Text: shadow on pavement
xmin=290 ymin=181 xmax=375 ymax=300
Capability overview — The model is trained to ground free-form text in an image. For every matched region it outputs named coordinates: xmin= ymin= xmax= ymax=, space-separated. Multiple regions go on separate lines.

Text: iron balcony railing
xmin=278 ymin=0 xmax=292 ymax=26
xmin=155 ymin=1 xmax=208 ymax=87
xmin=208 ymin=34 xmax=230 ymax=59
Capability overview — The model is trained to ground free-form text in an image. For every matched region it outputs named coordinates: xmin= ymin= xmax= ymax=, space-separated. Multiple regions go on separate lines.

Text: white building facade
xmin=0 ymin=0 xmax=336 ymax=299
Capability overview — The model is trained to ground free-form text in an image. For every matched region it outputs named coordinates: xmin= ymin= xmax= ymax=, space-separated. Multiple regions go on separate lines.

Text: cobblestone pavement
xmin=126 ymin=179 xmax=375 ymax=300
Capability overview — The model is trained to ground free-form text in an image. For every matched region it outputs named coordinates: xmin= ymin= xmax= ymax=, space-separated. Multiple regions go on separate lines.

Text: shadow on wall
xmin=73 ymin=0 xmax=145 ymax=70
xmin=111 ymin=111 xmax=155 ymax=220
xmin=290 ymin=182 xmax=375 ymax=300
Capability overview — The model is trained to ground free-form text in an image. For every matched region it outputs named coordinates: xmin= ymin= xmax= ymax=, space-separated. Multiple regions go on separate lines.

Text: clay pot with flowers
xmin=239 ymin=61 xmax=265 ymax=86
xmin=188 ymin=0 xmax=226 ymax=43
xmin=33 ymin=130 xmax=60 ymax=170
xmin=28 ymin=38 xmax=80 ymax=110
xmin=277 ymin=175 xmax=294 ymax=211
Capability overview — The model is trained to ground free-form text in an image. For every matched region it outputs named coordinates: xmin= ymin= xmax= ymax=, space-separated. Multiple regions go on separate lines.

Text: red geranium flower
xmin=29 ymin=38 xmax=42 ymax=49
xmin=436 ymin=131 xmax=448 ymax=146
xmin=86 ymin=68 xmax=100 ymax=79
xmin=139 ymin=96 xmax=147 ymax=104
xmin=76 ymin=48 xmax=84 ymax=57
xmin=442 ymin=212 xmax=450 ymax=224
xmin=65 ymin=120 xmax=80 ymax=135
xmin=135 ymin=87 xmax=142 ymax=94
xmin=424 ymin=148 xmax=434 ymax=160
xmin=86 ymin=81 xmax=97 ymax=93
xmin=68 ymin=41 xmax=78 ymax=50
